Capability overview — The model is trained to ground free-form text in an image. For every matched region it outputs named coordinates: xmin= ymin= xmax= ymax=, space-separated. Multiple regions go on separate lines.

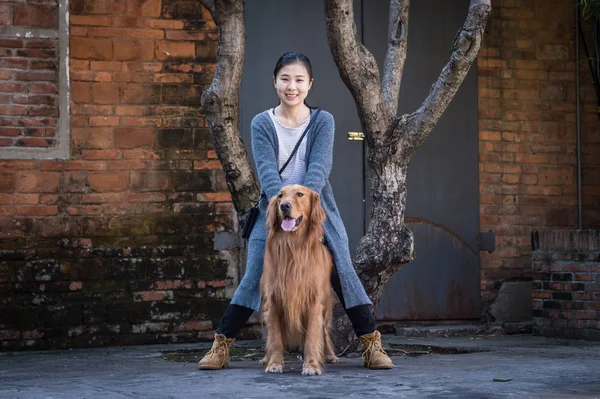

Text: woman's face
xmin=273 ymin=62 xmax=313 ymax=108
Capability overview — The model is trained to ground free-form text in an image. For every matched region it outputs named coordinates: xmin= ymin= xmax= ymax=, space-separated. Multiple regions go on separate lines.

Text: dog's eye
xmin=296 ymin=192 xmax=304 ymax=197
xmin=278 ymin=193 xmax=283 ymax=198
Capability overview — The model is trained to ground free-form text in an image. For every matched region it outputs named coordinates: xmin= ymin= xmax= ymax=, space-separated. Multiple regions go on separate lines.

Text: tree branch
xmin=382 ymin=0 xmax=410 ymax=114
xmin=403 ymin=0 xmax=491 ymax=152
xmin=324 ymin=0 xmax=392 ymax=142
xmin=198 ymin=0 xmax=215 ymax=16
xmin=200 ymin=0 xmax=260 ymax=215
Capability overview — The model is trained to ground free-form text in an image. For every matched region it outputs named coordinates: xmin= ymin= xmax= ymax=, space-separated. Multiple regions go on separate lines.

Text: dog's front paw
xmin=326 ymin=355 xmax=338 ymax=364
xmin=301 ymin=366 xmax=322 ymax=376
xmin=265 ymin=363 xmax=283 ymax=374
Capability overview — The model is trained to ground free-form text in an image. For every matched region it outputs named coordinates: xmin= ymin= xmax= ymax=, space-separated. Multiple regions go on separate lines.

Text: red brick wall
xmin=478 ymin=0 xmax=600 ymax=315
xmin=0 ymin=0 xmax=236 ymax=351
xmin=0 ymin=0 xmax=59 ymax=149
xmin=532 ymin=230 xmax=600 ymax=341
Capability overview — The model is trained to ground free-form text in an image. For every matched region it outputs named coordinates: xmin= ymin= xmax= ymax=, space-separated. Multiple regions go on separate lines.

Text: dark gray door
xmin=364 ymin=0 xmax=481 ymax=320
xmin=241 ymin=0 xmax=480 ymax=321
xmin=241 ymin=0 xmax=365 ymax=251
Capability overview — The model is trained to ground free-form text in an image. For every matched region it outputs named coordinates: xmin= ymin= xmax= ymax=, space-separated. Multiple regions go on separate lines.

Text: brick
xmin=195 ymin=40 xmax=218 ymax=61
xmin=112 ymin=16 xmax=143 ymax=27
xmin=15 ymin=205 xmax=58 ymax=216
xmin=90 ymin=61 xmax=122 ymax=71
xmin=70 ymin=38 xmax=113 ymax=60
xmin=165 ymin=31 xmax=206 ymax=41
xmin=23 ymin=128 xmax=56 ymax=137
xmin=62 ymin=171 xmax=86 ymax=193
xmin=193 ymin=160 xmax=221 ymax=170
xmin=130 ymin=171 xmax=171 ymax=191
xmin=92 ymin=82 xmax=120 ymax=104
xmin=65 ymin=161 xmax=107 ymax=171
xmin=0 ymin=193 xmax=38 ymax=204
xmin=0 ymin=82 xmax=27 ymax=93
xmin=0 ymin=173 xmax=14 ymax=192
xmin=16 ymin=172 xmax=60 ymax=193
xmin=87 ymin=172 xmax=129 ymax=192
xmin=70 ymin=59 xmax=90 ymax=70
xmin=108 ymin=160 xmax=147 ymax=170
xmin=114 ymin=128 xmax=154 ymax=148
xmin=197 ymin=192 xmax=231 ymax=202
xmin=161 ymin=86 xmax=203 ymax=106
xmin=133 ymin=291 xmax=172 ymax=302
xmin=72 ymin=104 xmax=113 ymax=116
xmin=0 ymin=128 xmax=22 ymax=137
xmin=153 ymin=73 xmax=194 ymax=84
xmin=82 ymin=193 xmax=125 ymax=203
xmin=114 ymin=40 xmax=154 ymax=61
xmin=71 ymin=71 xmax=113 ymax=82
xmin=121 ymin=62 xmax=163 ymax=73
xmin=80 ymin=150 xmax=121 ymax=160
xmin=30 ymin=83 xmax=58 ymax=95
xmin=14 ymin=5 xmax=57 ymax=28
xmin=538 ymin=167 xmax=574 ymax=186
xmin=115 ymin=105 xmax=151 ymax=116
xmin=72 ymin=127 xmax=113 ymax=149
xmin=126 ymin=192 xmax=165 ymax=202
xmin=128 ymin=0 xmax=161 ymax=17
xmin=0 ymin=105 xmax=27 ymax=116
xmin=145 ymin=20 xmax=184 ymax=30
xmin=121 ymin=117 xmax=159 ymax=127
xmin=155 ymin=41 xmax=195 ymax=61
xmin=72 ymin=0 xmax=126 ymax=14
xmin=120 ymin=84 xmax=161 ymax=104
xmin=13 ymin=95 xmax=56 ymax=106
xmin=89 ymin=116 xmax=120 ymax=127
xmin=71 ymin=26 xmax=88 ymax=36
xmin=70 ymin=15 xmax=113 ymax=26
xmin=0 ymin=5 xmax=10 ymax=25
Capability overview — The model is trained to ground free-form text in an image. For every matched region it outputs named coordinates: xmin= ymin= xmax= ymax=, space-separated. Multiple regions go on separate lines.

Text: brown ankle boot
xmin=359 ymin=330 xmax=393 ymax=369
xmin=198 ymin=333 xmax=235 ymax=370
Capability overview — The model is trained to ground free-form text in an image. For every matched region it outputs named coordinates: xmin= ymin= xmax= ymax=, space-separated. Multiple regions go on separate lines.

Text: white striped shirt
xmin=268 ymin=108 xmax=309 ymax=186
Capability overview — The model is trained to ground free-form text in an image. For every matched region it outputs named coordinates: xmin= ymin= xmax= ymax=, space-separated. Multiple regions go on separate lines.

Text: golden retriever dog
xmin=260 ymin=184 xmax=337 ymax=376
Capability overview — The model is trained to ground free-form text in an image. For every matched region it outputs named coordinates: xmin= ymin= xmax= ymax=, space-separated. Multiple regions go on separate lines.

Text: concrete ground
xmin=1 ymin=334 xmax=599 ymax=398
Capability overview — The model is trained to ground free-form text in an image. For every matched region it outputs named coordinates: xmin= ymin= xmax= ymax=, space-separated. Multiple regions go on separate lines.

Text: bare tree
xmin=199 ymin=0 xmax=492 ymax=350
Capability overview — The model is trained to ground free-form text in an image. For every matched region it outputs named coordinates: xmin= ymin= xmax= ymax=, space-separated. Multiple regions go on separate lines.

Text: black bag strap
xmin=278 ymin=109 xmax=321 ymax=174
xmin=256 ymin=109 xmax=321 ymax=203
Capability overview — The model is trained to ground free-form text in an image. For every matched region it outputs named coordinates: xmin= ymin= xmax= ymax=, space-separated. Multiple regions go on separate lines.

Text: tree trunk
xmin=199 ymin=0 xmax=259 ymax=221
xmin=325 ymin=0 xmax=491 ymax=350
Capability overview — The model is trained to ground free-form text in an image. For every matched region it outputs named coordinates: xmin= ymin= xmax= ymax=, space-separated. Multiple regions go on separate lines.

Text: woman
xmin=198 ymin=52 xmax=393 ymax=370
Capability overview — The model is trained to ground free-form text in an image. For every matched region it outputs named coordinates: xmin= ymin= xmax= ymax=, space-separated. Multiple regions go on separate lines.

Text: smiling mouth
xmin=281 ymin=216 xmax=303 ymax=232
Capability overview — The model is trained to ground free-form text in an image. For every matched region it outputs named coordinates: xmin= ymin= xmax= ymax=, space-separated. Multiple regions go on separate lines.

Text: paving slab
xmin=1 ymin=334 xmax=599 ymax=398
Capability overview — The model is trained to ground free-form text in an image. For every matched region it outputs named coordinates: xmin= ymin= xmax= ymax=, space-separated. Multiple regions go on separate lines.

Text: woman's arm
xmin=251 ymin=114 xmax=282 ymax=199
xmin=303 ymin=112 xmax=334 ymax=196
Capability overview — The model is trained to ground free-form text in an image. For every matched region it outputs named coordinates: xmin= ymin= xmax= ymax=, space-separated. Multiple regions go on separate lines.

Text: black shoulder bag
xmin=242 ymin=109 xmax=321 ymax=239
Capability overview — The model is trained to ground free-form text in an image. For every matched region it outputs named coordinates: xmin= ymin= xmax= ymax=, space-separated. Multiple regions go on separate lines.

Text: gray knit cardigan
xmin=230 ymin=109 xmax=372 ymax=311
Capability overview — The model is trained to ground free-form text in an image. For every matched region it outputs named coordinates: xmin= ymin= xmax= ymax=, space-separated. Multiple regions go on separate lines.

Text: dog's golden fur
xmin=260 ymin=184 xmax=337 ymax=376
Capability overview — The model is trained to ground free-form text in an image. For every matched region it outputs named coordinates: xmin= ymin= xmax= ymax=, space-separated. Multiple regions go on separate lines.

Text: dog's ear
xmin=310 ymin=190 xmax=326 ymax=228
xmin=266 ymin=194 xmax=280 ymax=231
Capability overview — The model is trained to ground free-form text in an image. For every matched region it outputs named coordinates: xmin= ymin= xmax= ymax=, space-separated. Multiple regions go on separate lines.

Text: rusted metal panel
xmin=375 ymin=221 xmax=480 ymax=320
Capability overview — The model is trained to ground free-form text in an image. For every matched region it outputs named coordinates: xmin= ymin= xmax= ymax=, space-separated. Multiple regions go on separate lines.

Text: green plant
xmin=580 ymin=0 xmax=600 ymax=19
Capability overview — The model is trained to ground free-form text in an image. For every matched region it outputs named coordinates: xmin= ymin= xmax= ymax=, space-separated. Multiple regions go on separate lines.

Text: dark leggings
xmin=216 ymin=264 xmax=376 ymax=338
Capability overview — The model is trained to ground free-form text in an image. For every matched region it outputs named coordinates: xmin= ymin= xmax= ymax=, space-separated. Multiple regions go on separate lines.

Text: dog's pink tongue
xmin=281 ymin=218 xmax=296 ymax=232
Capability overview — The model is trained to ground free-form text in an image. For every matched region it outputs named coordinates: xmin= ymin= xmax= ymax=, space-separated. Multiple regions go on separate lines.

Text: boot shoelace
xmin=361 ymin=337 xmax=388 ymax=367
xmin=207 ymin=339 xmax=231 ymax=366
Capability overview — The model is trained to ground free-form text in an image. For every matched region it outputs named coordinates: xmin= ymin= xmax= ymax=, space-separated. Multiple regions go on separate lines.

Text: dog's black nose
xmin=280 ymin=202 xmax=291 ymax=212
